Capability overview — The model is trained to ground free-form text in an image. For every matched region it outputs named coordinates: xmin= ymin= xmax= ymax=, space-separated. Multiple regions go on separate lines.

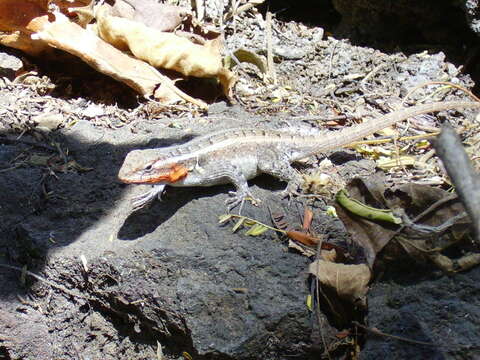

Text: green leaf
xmin=218 ymin=214 xmax=233 ymax=224
xmin=232 ymin=218 xmax=245 ymax=232
xmin=245 ymin=223 xmax=269 ymax=236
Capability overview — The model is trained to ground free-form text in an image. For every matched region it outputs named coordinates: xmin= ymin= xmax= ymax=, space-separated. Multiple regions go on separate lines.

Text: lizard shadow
xmin=117 ymin=174 xmax=286 ymax=240
xmin=117 ymin=186 xmax=211 ymax=240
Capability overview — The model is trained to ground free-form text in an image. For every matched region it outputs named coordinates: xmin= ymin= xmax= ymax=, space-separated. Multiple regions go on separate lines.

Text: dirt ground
xmin=1 ymin=1 xmax=480 ymax=359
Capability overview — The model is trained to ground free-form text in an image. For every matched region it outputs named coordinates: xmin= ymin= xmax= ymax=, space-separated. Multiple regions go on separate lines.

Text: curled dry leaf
xmin=309 ymin=260 xmax=371 ymax=303
xmin=0 ymin=0 xmax=92 ymax=55
xmin=34 ymin=12 xmax=206 ymax=105
xmin=302 ymin=207 xmax=314 ymax=231
xmin=0 ymin=0 xmax=51 ymax=55
xmin=0 ymin=0 xmax=208 ymax=107
xmin=96 ymin=5 xmax=236 ymax=96
xmin=0 ymin=31 xmax=50 ymax=56
xmin=286 ymin=230 xmax=320 ymax=246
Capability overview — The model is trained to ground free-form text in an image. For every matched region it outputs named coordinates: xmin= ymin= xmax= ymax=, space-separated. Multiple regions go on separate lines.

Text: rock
xmin=361 ymin=266 xmax=480 ymax=359
xmin=32 ymin=113 xmax=64 ymax=131
xmin=0 ymin=52 xmax=23 ymax=79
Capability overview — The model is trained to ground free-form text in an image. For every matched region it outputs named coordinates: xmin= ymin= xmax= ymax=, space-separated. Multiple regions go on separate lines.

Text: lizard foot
xmin=279 ymin=181 xmax=301 ymax=203
xmin=131 ymin=184 xmax=166 ymax=211
xmin=226 ymin=190 xmax=261 ymax=214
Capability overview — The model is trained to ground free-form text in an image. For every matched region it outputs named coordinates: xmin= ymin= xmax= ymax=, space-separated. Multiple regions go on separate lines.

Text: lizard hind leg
xmin=257 ymin=151 xmax=302 ymax=200
xmin=224 ymin=173 xmax=261 ymax=214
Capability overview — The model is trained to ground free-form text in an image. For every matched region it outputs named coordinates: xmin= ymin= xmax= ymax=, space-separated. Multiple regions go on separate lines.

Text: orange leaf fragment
xmin=302 ymin=207 xmax=313 ymax=231
xmin=286 ymin=230 xmax=320 ymax=246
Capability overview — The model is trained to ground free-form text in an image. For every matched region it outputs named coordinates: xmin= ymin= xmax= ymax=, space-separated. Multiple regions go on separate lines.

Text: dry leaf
xmin=96 ymin=6 xmax=235 ymax=96
xmin=224 ymin=48 xmax=267 ymax=74
xmin=0 ymin=31 xmax=50 ymax=56
xmin=302 ymin=207 xmax=313 ymax=231
xmin=0 ymin=0 xmax=51 ymax=55
xmin=34 ymin=12 xmax=187 ymax=104
xmin=377 ymin=155 xmax=419 ymax=170
xmin=335 ymin=175 xmax=479 ymax=272
xmin=0 ymin=1 xmax=206 ymax=107
xmin=288 ymin=240 xmax=316 ymax=257
xmin=286 ymin=230 xmax=320 ymax=246
xmin=0 ymin=0 xmax=47 ymax=32
xmin=0 ymin=0 xmax=89 ymax=54
xmin=113 ymin=0 xmax=188 ymax=32
xmin=309 ymin=260 xmax=371 ymax=303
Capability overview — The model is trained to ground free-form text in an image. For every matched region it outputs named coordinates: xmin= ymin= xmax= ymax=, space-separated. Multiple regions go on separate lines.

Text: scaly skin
xmin=118 ymin=101 xmax=480 ymax=211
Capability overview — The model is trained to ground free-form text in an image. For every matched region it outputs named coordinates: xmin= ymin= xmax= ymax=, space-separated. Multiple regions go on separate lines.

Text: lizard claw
xmin=279 ymin=181 xmax=301 ymax=203
xmin=226 ymin=190 xmax=261 ymax=214
xmin=131 ymin=184 xmax=166 ymax=211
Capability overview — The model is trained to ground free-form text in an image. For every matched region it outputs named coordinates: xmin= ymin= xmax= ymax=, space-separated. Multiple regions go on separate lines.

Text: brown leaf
xmin=0 ymin=31 xmax=50 ymax=56
xmin=0 ymin=0 xmax=47 ymax=32
xmin=0 ymin=0 xmax=90 ymax=55
xmin=287 ymin=240 xmax=316 ymax=257
xmin=309 ymin=260 xmax=371 ymax=303
xmin=96 ymin=5 xmax=236 ymax=97
xmin=336 ymin=174 xmax=477 ymax=272
xmin=302 ymin=207 xmax=313 ymax=231
xmin=34 ymin=12 xmax=195 ymax=105
xmin=286 ymin=230 xmax=320 ymax=246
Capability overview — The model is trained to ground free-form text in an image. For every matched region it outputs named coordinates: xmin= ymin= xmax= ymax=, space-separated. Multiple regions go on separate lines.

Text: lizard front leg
xmin=131 ymin=184 xmax=166 ymax=210
xmin=196 ymin=163 xmax=260 ymax=213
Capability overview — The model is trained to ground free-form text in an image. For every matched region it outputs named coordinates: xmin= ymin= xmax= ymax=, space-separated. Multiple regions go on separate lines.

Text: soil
xmin=1 ymin=1 xmax=480 ymax=359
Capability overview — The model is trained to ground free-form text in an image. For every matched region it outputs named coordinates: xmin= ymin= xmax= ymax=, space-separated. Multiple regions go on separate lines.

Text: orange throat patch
xmin=146 ymin=163 xmax=188 ymax=184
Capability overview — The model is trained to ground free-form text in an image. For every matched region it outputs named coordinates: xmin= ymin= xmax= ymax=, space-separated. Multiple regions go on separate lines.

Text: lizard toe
xmin=131 ymin=184 xmax=166 ymax=211
xmin=226 ymin=190 xmax=261 ymax=213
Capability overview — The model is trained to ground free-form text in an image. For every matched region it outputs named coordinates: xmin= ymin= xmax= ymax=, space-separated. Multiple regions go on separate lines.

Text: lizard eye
xmin=145 ymin=164 xmax=153 ymax=172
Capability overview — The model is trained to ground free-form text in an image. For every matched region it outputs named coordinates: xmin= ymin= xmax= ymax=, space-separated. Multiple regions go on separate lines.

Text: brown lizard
xmin=118 ymin=101 xmax=480 ymax=211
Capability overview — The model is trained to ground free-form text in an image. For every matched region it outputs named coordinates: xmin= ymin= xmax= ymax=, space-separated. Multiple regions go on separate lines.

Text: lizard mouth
xmin=121 ymin=164 xmax=188 ymax=184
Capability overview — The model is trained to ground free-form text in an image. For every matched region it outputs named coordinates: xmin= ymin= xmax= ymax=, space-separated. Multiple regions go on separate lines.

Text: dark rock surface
xmin=361 ymin=267 xmax=480 ymax=359
xmin=331 ymin=0 xmax=477 ymax=43
xmin=0 ymin=114 xmax=319 ymax=359
xmin=1 ymin=3 xmax=480 ymax=358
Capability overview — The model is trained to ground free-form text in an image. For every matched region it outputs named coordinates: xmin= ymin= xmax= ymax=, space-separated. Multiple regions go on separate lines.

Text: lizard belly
xmin=172 ymin=154 xmax=259 ymax=187
xmin=234 ymin=154 xmax=260 ymax=180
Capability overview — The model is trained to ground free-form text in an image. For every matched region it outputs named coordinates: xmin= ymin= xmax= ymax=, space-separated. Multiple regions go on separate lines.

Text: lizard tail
xmin=315 ymin=100 xmax=480 ymax=154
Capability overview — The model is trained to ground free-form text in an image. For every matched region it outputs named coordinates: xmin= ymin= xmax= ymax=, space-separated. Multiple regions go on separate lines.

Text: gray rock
xmin=0 ymin=52 xmax=23 ymax=79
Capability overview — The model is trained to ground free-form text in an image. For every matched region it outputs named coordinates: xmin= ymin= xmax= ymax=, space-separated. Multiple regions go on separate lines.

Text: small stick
xmin=352 ymin=321 xmax=436 ymax=347
xmin=434 ymin=123 xmax=480 ymax=243
xmin=0 ymin=263 xmax=90 ymax=300
xmin=265 ymin=11 xmax=277 ymax=85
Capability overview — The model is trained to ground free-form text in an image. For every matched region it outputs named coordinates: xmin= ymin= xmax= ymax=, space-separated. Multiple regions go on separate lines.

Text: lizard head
xmin=118 ymin=149 xmax=189 ymax=184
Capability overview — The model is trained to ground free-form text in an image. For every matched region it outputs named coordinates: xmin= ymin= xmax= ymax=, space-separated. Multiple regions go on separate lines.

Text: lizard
xmin=118 ymin=101 xmax=480 ymax=212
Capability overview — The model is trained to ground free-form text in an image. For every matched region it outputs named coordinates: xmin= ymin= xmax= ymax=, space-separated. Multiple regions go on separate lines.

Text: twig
xmin=352 ymin=321 xmax=436 ymax=347
xmin=346 ymin=132 xmax=439 ymax=147
xmin=0 ymin=263 xmax=90 ymax=300
xmin=402 ymin=81 xmax=480 ymax=105
xmin=0 ymin=137 xmax=56 ymax=151
xmin=327 ymin=41 xmax=339 ymax=79
xmin=265 ymin=11 xmax=277 ymax=85
xmin=224 ymin=0 xmax=265 ymax=21
xmin=314 ymin=236 xmax=332 ymax=360
xmin=279 ymin=114 xmax=348 ymax=122
xmin=434 ymin=123 xmax=480 ymax=243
